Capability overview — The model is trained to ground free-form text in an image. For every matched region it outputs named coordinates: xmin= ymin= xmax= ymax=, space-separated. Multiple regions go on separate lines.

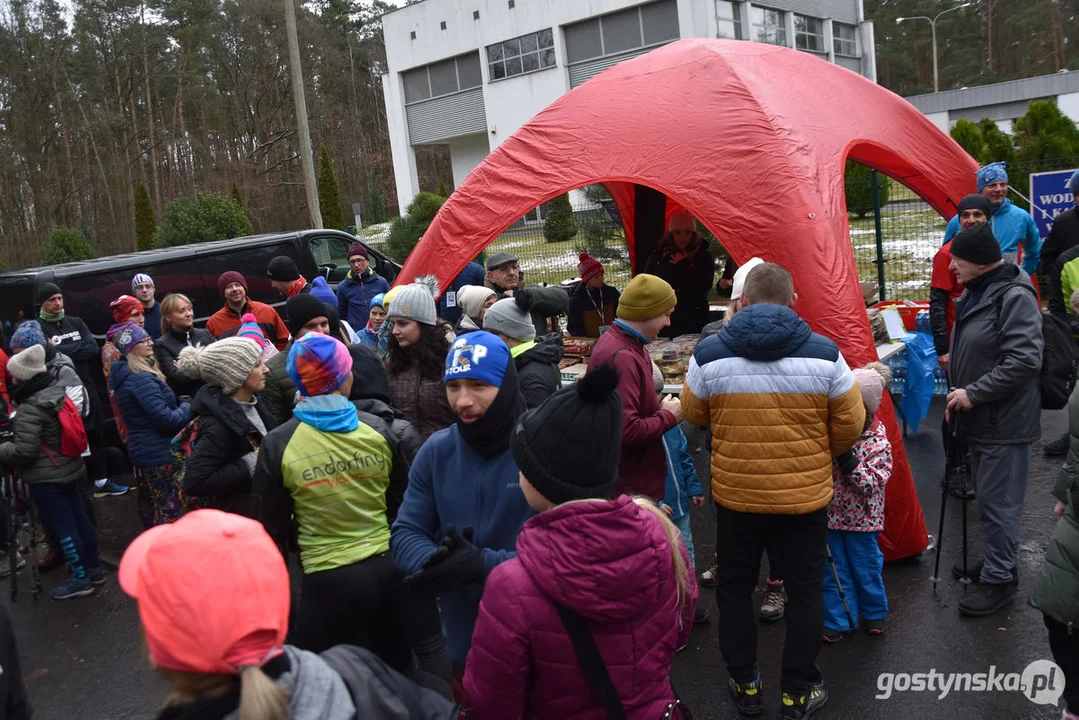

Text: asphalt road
xmin=3 ymin=397 xmax=1069 ymax=719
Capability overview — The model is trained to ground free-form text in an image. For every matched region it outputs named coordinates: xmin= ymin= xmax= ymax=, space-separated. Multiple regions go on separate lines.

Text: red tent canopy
xmin=398 ymin=38 xmax=979 ymax=560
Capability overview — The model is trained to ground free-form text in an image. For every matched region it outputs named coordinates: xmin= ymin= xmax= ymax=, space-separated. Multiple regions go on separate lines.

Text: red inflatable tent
xmin=398 ymin=38 xmax=979 ymax=561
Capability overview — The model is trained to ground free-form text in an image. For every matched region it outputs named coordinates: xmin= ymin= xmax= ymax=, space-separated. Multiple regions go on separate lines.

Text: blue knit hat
xmin=444 ymin=331 xmax=511 ymax=387
xmin=10 ymin=321 xmax=47 ymax=352
xmin=976 ymin=161 xmax=1008 ymax=193
xmin=370 ymin=293 xmax=386 ymax=310
xmin=1069 ymin=170 xmax=1079 ymax=194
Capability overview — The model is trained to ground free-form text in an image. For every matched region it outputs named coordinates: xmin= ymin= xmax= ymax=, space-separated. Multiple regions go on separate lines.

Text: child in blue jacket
xmin=654 ymin=363 xmax=707 ymax=625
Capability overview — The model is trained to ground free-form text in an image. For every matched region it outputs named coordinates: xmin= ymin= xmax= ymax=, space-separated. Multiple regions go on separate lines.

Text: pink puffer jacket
xmin=463 ymin=495 xmax=698 ymax=719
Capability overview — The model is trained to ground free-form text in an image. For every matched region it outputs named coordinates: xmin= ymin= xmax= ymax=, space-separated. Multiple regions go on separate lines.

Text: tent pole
xmin=872 ymin=170 xmax=886 ymax=301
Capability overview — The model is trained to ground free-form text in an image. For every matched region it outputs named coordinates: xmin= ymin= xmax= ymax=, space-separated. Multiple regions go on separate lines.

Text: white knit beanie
xmin=177 ymin=338 xmax=262 ymax=395
xmin=731 ymin=257 xmax=766 ymax=300
xmin=457 ymin=285 xmax=496 ymax=320
xmin=389 ymin=276 xmax=440 ymax=327
xmin=8 ymin=344 xmax=47 ymax=382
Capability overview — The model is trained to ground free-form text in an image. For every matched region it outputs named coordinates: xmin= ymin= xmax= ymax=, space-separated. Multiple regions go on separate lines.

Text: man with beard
xmin=390 ymin=330 xmax=534 ymax=684
xmin=206 ymin=271 xmax=289 ymax=351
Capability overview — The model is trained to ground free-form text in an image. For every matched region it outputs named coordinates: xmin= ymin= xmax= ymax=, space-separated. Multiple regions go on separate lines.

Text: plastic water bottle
xmin=916 ymin=310 xmax=931 ymax=335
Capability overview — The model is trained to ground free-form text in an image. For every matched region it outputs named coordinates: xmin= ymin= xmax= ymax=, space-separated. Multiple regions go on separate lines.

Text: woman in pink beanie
xmin=822 ymin=362 xmax=893 ymax=643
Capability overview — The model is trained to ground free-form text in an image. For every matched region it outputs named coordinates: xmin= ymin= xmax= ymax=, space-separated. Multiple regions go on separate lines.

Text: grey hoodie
xmin=224 ymin=646 xmax=354 ymax=720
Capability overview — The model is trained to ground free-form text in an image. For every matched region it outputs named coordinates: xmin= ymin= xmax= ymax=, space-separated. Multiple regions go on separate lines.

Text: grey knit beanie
xmin=483 ymin=289 xmax=536 ymax=341
xmin=8 ymin=344 xmax=47 ymax=382
xmin=177 ymin=338 xmax=262 ymax=395
xmin=388 ymin=275 xmax=440 ymax=327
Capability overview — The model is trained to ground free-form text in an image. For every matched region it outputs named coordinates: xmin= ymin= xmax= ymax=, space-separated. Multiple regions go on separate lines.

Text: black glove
xmin=405 ymin=526 xmax=486 ymax=594
xmin=836 ymin=450 xmax=860 ymax=475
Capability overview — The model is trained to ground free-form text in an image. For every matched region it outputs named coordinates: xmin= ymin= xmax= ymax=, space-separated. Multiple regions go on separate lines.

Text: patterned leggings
xmin=134 ymin=463 xmax=186 ymax=528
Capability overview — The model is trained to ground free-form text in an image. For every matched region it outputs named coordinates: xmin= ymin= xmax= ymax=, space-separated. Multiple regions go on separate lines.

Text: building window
xmin=402 ymin=52 xmax=483 ymax=104
xmin=833 ymin=22 xmax=857 ymax=57
xmin=716 ymin=0 xmax=742 ymax=40
xmin=750 ymin=7 xmax=786 ymax=47
xmin=794 ymin=15 xmax=824 ymax=53
xmin=487 ymin=29 xmax=556 ymax=81
xmin=564 ymin=0 xmax=678 ymax=65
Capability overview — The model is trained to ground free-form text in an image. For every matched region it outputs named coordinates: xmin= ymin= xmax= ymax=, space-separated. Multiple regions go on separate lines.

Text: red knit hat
xmin=578 ymin=253 xmax=604 ymax=284
xmin=110 ymin=295 xmax=144 ymax=323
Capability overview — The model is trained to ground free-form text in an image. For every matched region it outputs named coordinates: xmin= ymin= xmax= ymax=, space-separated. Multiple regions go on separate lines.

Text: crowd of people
xmin=0 ymin=161 xmax=1075 ymax=720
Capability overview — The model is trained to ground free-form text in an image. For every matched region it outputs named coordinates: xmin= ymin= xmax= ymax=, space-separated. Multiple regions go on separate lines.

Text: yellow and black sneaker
xmin=780 ymin=682 xmax=827 ymax=719
xmin=727 ymin=670 xmax=763 ymax=716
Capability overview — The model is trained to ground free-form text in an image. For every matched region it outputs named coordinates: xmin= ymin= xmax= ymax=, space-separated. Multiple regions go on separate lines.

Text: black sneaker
xmin=780 ymin=682 xmax=827 ymax=719
xmin=1043 ymin=432 xmax=1070 ymax=457
xmin=727 ymin=669 xmax=763 ymax=716
xmin=958 ymin=582 xmax=1016 ymax=617
xmin=693 ymin=604 xmax=710 ymax=624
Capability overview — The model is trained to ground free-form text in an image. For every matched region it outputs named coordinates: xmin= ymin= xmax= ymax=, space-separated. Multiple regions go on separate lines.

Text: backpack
xmin=49 ymin=363 xmax=92 ymax=422
xmin=993 ymin=282 xmax=1079 ymax=410
xmin=171 ymin=418 xmax=211 ymax=511
xmin=42 ymin=397 xmax=89 ymax=465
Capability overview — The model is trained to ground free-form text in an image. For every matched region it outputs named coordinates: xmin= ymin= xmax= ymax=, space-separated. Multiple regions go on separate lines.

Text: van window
xmin=308 ymin=235 xmax=353 ymax=283
xmin=0 ymin=277 xmax=36 ymax=341
xmin=199 ymin=243 xmax=295 ymax=311
xmin=61 ymin=258 xmax=207 ymax=337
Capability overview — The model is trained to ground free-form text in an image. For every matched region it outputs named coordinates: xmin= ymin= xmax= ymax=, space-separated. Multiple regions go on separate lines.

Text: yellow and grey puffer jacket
xmin=681 ymin=304 xmax=865 ymax=515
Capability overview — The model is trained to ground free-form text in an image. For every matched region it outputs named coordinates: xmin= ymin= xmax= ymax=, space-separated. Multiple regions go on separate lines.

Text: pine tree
xmin=133 ymin=183 xmax=158 ymax=251
xmin=950 ymin=119 xmax=985 ymax=162
xmin=42 ymin=227 xmax=96 ymax=265
xmin=230 ymin=181 xmax=247 ymax=216
xmin=844 ymin=161 xmax=891 ymax=218
xmin=367 ymin=171 xmax=388 ymax=225
xmin=543 ymin=193 xmax=577 ymax=243
xmin=317 ymin=146 xmax=345 ymax=229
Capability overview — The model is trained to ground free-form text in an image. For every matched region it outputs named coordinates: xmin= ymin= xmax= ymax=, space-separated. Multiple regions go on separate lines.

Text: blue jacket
xmin=356 ymin=324 xmax=379 ymax=349
xmin=943 ymin=199 xmax=1042 ymax=275
xmin=440 ymin=262 xmax=487 ymax=325
xmin=337 ymin=270 xmax=390 ymax=329
xmin=109 ymin=361 xmax=192 ymax=467
xmin=390 ymin=424 xmax=534 ymax=664
xmin=310 ymin=276 xmax=338 ymax=306
xmin=660 ymin=425 xmax=703 ymax=521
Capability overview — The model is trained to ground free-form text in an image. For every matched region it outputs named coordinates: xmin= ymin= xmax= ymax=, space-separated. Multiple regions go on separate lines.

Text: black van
xmin=0 ymin=229 xmax=399 ymax=338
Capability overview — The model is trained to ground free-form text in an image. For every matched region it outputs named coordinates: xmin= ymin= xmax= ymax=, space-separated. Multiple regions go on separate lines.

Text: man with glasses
xmin=337 ymin=243 xmax=389 ymax=330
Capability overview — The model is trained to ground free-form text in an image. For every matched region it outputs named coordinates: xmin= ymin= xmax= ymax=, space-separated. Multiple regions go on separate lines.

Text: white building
xmin=381 ymin=0 xmax=878 ymax=215
xmin=905 ymin=71 xmax=1079 ymax=135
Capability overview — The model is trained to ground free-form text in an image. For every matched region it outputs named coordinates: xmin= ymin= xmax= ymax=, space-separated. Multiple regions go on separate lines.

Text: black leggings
xmin=290 ymin=551 xmax=411 ymax=672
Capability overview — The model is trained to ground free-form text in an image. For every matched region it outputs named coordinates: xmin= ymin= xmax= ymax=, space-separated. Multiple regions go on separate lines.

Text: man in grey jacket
xmin=485 ymin=252 xmax=569 ymax=338
xmin=946 ymin=221 xmax=1044 ymax=618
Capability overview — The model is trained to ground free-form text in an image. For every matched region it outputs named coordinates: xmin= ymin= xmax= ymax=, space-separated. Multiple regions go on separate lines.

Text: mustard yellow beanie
xmin=616 ymin=273 xmax=677 ymax=321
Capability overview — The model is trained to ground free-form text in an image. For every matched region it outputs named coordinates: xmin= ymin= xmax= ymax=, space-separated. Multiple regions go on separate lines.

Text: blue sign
xmin=1029 ymin=169 xmax=1078 ymax=238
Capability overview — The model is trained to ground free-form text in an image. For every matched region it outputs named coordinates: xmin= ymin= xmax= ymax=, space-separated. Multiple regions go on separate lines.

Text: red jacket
xmin=588 ymin=322 xmax=678 ymax=500
xmin=206 ymin=300 xmax=289 ymax=351
xmin=464 ymin=496 xmax=697 ymax=719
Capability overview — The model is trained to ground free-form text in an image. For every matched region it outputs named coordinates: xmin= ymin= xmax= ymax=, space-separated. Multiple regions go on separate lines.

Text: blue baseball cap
xmin=444 ymin=331 xmax=511 ymax=387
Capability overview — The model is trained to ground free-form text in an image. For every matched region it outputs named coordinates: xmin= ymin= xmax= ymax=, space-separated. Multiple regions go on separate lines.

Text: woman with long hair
xmin=109 ymin=322 xmax=192 ymax=527
xmin=463 ymin=366 xmax=697 ymax=718
xmin=154 ymin=293 xmax=214 ymax=400
xmin=643 ymin=209 xmax=716 ymax=338
xmin=384 ymin=278 xmax=455 ymax=439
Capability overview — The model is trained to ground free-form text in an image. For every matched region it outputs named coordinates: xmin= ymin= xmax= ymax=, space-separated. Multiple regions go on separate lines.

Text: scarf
xmin=456 ymin=359 xmax=526 ymax=458
xmin=963 ymin=262 xmax=1011 ymax=292
xmin=11 ymin=372 xmax=55 ymax=406
xmin=286 ymin=277 xmax=307 ymax=299
xmin=39 ymin=310 xmax=64 ymax=323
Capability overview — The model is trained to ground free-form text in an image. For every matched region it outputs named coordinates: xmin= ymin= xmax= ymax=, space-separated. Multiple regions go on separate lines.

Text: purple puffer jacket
xmin=463 ymin=495 xmax=698 ymax=719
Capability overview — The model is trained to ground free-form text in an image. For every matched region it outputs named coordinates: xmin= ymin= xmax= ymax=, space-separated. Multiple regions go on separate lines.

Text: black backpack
xmin=994 ymin=282 xmax=1079 ymax=410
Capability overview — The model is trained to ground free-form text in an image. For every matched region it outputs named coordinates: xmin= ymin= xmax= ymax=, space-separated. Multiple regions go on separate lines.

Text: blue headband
xmin=976 ymin=161 xmax=1008 ymax=193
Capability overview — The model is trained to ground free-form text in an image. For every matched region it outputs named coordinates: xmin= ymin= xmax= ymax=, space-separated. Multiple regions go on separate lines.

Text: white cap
xmin=731 ymin=257 xmax=766 ymax=300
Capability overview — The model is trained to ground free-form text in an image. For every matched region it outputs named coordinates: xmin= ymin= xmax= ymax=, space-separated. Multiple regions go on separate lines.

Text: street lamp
xmin=897 ymin=2 xmax=972 ymax=93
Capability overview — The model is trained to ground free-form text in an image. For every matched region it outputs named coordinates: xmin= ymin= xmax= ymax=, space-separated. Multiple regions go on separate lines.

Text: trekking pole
xmin=958 ymin=432 xmax=971 ymax=589
xmin=2 ymin=467 xmax=16 ymax=602
xmin=931 ymin=403 xmax=957 ymax=593
xmin=23 ymin=479 xmax=41 ymax=601
xmin=826 ymin=545 xmax=855 ymax=630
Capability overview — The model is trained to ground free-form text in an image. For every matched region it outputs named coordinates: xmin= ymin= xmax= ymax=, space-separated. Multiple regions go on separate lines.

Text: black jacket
xmin=1041 ymin=207 xmax=1079 ymax=278
xmin=643 ymin=239 xmax=716 ymax=338
xmin=515 ymin=333 xmax=564 ymax=409
xmin=39 ymin=315 xmax=99 ymax=388
xmin=184 ymin=384 xmax=278 ymax=517
xmin=0 ymin=605 xmax=30 ymax=720
xmin=352 ymin=397 xmax=423 ymax=523
xmin=566 ymin=284 xmax=620 ymax=337
xmin=154 ymin=327 xmax=215 ymax=399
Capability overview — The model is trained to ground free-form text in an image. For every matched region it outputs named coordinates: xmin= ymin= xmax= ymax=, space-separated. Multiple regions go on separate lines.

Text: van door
xmin=59 ymin=258 xmax=207 ymax=338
